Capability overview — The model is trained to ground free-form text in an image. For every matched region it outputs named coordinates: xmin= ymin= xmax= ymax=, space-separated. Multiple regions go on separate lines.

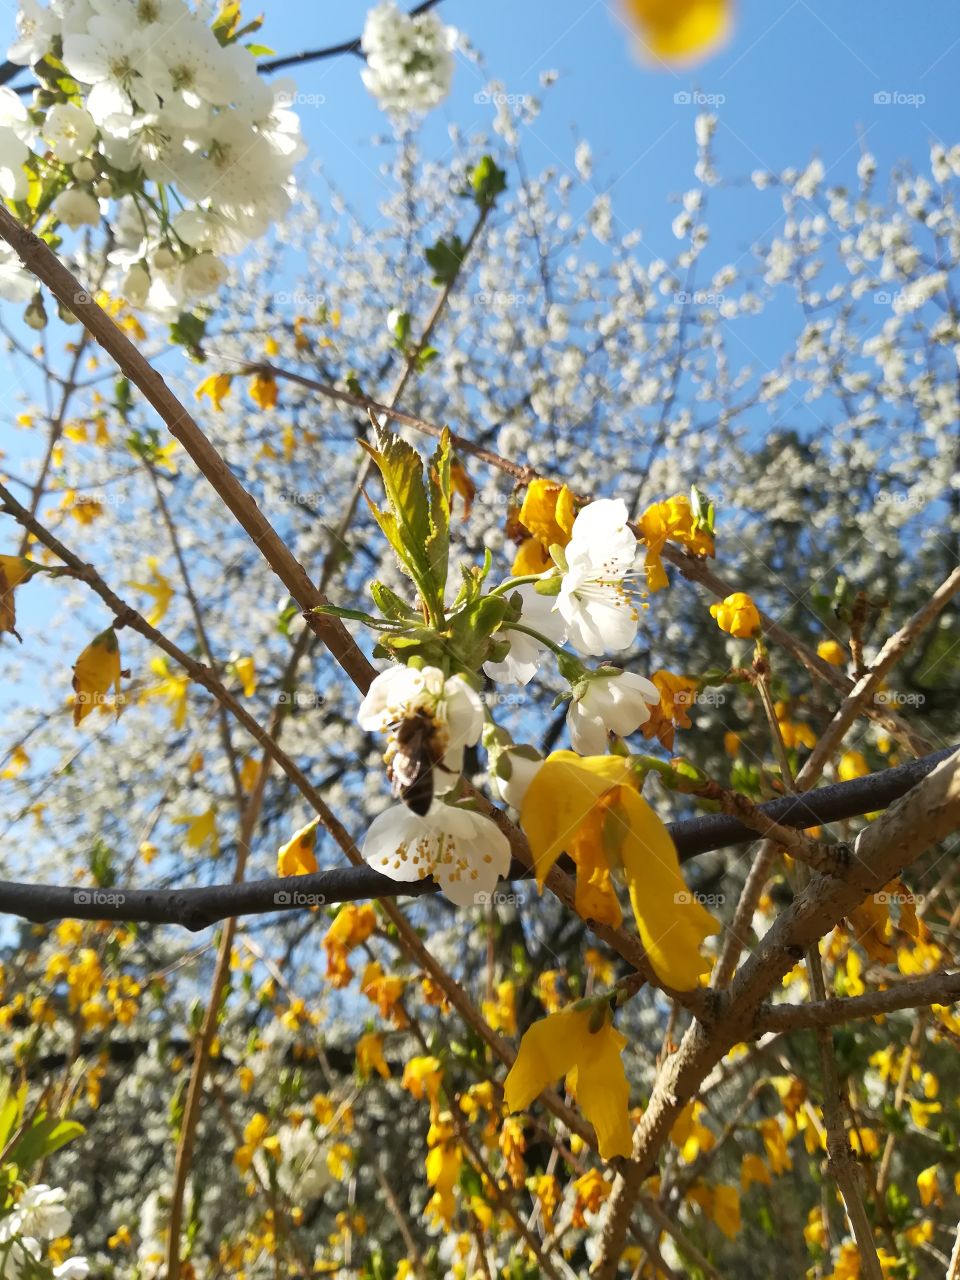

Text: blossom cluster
xmin=0 ymin=1184 xmax=89 ymax=1279
xmin=0 ymin=0 xmax=304 ymax=312
xmin=330 ymin=444 xmax=729 ymax=993
xmin=360 ymin=1 xmax=457 ymax=115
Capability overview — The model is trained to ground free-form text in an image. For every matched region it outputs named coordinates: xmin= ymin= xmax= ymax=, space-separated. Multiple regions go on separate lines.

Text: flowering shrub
xmin=0 ymin=2 xmax=959 ymax=1278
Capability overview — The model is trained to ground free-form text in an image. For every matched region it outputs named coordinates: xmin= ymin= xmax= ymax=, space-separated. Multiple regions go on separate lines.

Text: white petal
xmin=443 ymin=675 xmax=484 ymax=747
xmin=431 ymin=807 xmax=511 ymax=907
xmin=567 ymin=703 xmax=610 ymax=755
xmin=360 ymin=804 xmax=431 ymax=884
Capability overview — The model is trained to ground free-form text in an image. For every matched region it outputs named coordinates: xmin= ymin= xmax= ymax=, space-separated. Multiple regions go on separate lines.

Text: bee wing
xmin=392 ymin=750 xmax=423 ymax=792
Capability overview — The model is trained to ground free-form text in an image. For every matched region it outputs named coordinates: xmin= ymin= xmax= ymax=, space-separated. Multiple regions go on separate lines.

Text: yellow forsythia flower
xmin=143 ymin=656 xmax=190 ymax=729
xmin=195 ymin=372 xmax=233 ymax=411
xmin=1 ymin=745 xmax=30 ymax=779
xmin=249 ymin=371 xmax=278 ymax=410
xmin=450 ymin=456 xmax=476 ymax=518
xmin=504 ymin=1004 xmax=632 ymax=1160
xmin=917 ymin=1164 xmax=942 ymax=1207
xmin=624 ymin=0 xmax=730 ymax=63
xmin=72 ymin=628 xmax=122 ymax=725
xmin=817 ymin=639 xmax=846 ymax=666
xmin=482 ymin=979 xmax=517 ymax=1036
xmin=175 ymin=807 xmax=219 ymax=854
xmin=710 ymin=591 xmax=760 ymax=638
xmin=127 ymin=559 xmax=174 ymax=627
xmin=239 ymin=756 xmax=260 ymax=793
xmin=740 ymin=1153 xmax=771 ymax=1191
xmin=638 ymin=494 xmax=715 ymax=592
xmin=401 ymin=1055 xmax=444 ymax=1105
xmin=519 ymin=751 xmax=719 ymax=988
xmin=424 ymin=1113 xmax=461 ymax=1227
xmin=277 ymin=819 xmax=319 ymax=877
xmin=837 ymin=750 xmax=869 ymax=782
xmin=234 ymin=655 xmax=257 ymax=697
xmin=0 ymin=555 xmax=42 ymax=639
xmin=511 ymin=478 xmax=577 ymax=575
xmin=356 ymin=1032 xmax=391 ymax=1080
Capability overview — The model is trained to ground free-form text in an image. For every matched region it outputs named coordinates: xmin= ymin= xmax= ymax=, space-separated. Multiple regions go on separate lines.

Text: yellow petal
xmin=505 ymin=1006 xmax=632 ymax=1160
xmin=234 ymin=656 xmax=257 ymax=697
xmin=570 ymin=803 xmax=623 ymax=928
xmin=277 ymin=820 xmax=319 ymax=877
xmin=504 ymin=1008 xmax=584 ymax=1112
xmin=625 ymin=0 xmax=730 ymax=63
xmin=518 ymin=479 xmax=573 ymax=549
xmin=520 ymin=751 xmax=633 ymax=887
xmin=72 ymin=628 xmax=122 ymax=725
xmin=511 ymin=537 xmax=553 ymax=577
xmin=614 ymin=786 xmax=720 ymax=989
xmin=569 ymin=1030 xmax=632 ymax=1159
xmin=249 ymin=371 xmax=278 ymax=410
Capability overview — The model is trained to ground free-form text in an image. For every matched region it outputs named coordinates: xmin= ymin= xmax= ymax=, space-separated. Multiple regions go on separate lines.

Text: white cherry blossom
xmin=358 ymin=664 xmax=484 ymax=791
xmin=566 ymin=670 xmax=660 ymax=755
xmin=556 ymin=499 xmax=641 ymax=656
xmin=483 ymin=582 xmax=567 ymax=685
xmin=361 ymin=801 xmax=511 ymax=907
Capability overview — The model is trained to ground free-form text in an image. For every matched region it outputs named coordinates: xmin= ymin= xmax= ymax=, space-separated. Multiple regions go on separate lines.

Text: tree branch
xmin=756 ymin=970 xmax=960 ymax=1032
xmin=0 ymin=746 xmax=952 ymax=929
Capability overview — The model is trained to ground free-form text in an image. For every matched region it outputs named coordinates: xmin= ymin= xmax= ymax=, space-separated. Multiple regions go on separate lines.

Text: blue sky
xmin=260 ymin=0 xmax=960 ymax=256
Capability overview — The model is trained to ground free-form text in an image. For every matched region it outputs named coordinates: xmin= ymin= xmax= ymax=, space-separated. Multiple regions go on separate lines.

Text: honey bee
xmin=388 ymin=708 xmax=451 ymax=816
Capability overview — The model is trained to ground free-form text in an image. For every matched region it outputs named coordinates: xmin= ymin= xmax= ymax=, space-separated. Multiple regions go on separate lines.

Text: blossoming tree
xmin=0 ymin=2 xmax=958 ymax=1279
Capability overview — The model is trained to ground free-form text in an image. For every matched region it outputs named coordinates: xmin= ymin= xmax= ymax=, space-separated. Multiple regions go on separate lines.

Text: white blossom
xmin=566 ymin=670 xmax=659 ymax=755
xmin=556 ymin=499 xmax=641 ymax=656
xmin=361 ymin=1 xmax=457 ymax=115
xmin=361 ymin=801 xmax=510 ymax=906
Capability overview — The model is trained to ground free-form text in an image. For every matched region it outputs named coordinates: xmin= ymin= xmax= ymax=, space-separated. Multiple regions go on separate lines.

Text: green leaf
xmin=8 ymin=1117 xmax=84 ymax=1172
xmin=416 ymin=345 xmax=440 ymax=370
xmin=0 ymin=1083 xmax=19 ymax=1152
xmin=370 ymin=581 xmax=419 ymax=622
xmin=310 ymin=602 xmax=400 ymax=631
xmin=470 ymin=155 xmax=507 ymax=209
xmin=169 ymin=311 xmax=207 ymax=359
xmin=425 ymin=428 xmax=452 ymax=602
xmin=425 ymin=235 xmax=466 ymax=286
xmin=452 ymin=547 xmax=493 ymax=610
xmin=360 ymin=433 xmax=444 ymax=622
xmin=388 ymin=310 xmax=411 ymax=351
